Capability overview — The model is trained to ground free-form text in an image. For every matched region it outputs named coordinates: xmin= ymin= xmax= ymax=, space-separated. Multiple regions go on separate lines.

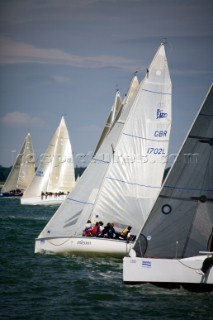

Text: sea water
xmin=0 ymin=198 xmax=212 ymax=320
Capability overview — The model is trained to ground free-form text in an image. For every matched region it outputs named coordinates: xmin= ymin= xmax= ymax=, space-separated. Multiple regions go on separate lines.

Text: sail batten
xmin=142 ymin=88 xmax=171 ymax=95
xmin=67 ymin=197 xmax=95 ymax=205
xmin=105 ymin=176 xmax=162 ymax=189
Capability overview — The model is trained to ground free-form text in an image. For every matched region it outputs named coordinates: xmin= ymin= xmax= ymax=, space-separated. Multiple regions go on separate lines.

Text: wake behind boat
xmin=123 ymin=84 xmax=213 ymax=291
xmin=35 ymin=43 xmax=172 ymax=257
xmin=0 ymin=133 xmax=35 ymax=198
xmin=21 ymin=116 xmax=75 ymax=206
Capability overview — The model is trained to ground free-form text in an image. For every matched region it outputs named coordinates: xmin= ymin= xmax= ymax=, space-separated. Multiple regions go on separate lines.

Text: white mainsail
xmin=35 ymin=43 xmax=172 ymax=257
xmin=123 ymin=84 xmax=213 ymax=290
xmin=94 ymin=90 xmax=122 ymax=155
xmin=1 ymin=133 xmax=35 ymax=195
xmin=21 ymin=116 xmax=75 ymax=205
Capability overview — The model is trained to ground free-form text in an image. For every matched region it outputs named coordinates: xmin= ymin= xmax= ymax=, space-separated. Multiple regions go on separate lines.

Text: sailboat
xmin=35 ymin=43 xmax=172 ymax=257
xmin=123 ymin=84 xmax=213 ymax=291
xmin=21 ymin=116 xmax=75 ymax=205
xmin=0 ymin=133 xmax=35 ymax=197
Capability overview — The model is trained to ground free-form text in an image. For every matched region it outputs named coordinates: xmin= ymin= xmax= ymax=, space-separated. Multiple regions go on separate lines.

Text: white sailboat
xmin=35 ymin=43 xmax=172 ymax=257
xmin=0 ymin=133 xmax=35 ymax=197
xmin=21 ymin=116 xmax=75 ymax=205
xmin=123 ymin=84 xmax=213 ymax=291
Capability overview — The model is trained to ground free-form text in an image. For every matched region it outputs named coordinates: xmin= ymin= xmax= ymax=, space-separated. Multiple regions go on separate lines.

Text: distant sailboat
xmin=0 ymin=133 xmax=35 ymax=197
xmin=35 ymin=43 xmax=172 ymax=257
xmin=123 ymin=84 xmax=213 ymax=291
xmin=21 ymin=116 xmax=75 ymax=205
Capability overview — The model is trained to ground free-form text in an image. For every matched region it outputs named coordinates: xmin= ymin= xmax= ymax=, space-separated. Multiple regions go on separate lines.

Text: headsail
xmin=37 ymin=43 xmax=172 ymax=242
xmin=134 ymin=84 xmax=213 ymax=259
xmin=1 ymin=133 xmax=35 ymax=193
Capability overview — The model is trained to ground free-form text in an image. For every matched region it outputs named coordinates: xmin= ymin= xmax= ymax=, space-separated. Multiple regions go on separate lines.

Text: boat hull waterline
xmin=123 ymin=255 xmax=213 ymax=290
xmin=35 ymin=237 xmax=135 ymax=258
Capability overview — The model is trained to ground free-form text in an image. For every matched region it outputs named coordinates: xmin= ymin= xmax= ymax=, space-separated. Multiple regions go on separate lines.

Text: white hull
xmin=123 ymin=255 xmax=213 ymax=291
xmin=21 ymin=194 xmax=67 ymax=206
xmin=35 ymin=236 xmax=134 ymax=258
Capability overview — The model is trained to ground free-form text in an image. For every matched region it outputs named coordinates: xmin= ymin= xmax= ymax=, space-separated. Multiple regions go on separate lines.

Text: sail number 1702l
xmin=147 ymin=148 xmax=165 ymax=154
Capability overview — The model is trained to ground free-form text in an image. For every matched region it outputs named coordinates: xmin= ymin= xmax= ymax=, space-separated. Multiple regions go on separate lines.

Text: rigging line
xmin=177 ymin=259 xmax=202 ymax=271
xmin=122 ymin=132 xmax=169 ymax=142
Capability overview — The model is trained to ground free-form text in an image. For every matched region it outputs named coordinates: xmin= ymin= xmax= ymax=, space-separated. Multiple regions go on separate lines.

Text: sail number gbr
xmin=147 ymin=148 xmax=165 ymax=154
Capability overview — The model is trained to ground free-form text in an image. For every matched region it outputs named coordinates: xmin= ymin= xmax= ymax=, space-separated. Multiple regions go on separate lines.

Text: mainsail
xmin=36 ymin=43 xmax=172 ymax=243
xmin=21 ymin=116 xmax=75 ymax=203
xmin=94 ymin=90 xmax=122 ymax=155
xmin=1 ymin=133 xmax=35 ymax=194
xmin=134 ymin=83 xmax=213 ymax=259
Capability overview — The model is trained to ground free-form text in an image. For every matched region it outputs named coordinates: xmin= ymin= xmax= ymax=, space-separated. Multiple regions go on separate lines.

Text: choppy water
xmin=0 ymin=198 xmax=212 ymax=320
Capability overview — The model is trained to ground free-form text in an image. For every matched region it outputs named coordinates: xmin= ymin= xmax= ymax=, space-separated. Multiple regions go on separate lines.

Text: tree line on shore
xmin=0 ymin=165 xmax=170 ymax=184
xmin=0 ymin=165 xmax=86 ymax=183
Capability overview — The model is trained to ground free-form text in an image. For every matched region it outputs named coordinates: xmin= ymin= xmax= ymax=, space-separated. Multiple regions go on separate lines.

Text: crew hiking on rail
xmin=82 ymin=221 xmax=135 ymax=241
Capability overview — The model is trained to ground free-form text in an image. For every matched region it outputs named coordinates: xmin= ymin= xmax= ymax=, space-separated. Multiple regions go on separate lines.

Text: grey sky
xmin=0 ymin=0 xmax=212 ymax=167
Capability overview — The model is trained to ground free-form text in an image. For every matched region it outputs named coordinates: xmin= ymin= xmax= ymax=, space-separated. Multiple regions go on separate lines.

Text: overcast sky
xmin=0 ymin=0 xmax=212 ymax=168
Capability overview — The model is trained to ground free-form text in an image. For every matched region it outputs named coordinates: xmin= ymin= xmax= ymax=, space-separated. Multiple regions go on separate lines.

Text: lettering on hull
xmin=77 ymin=240 xmax=92 ymax=246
